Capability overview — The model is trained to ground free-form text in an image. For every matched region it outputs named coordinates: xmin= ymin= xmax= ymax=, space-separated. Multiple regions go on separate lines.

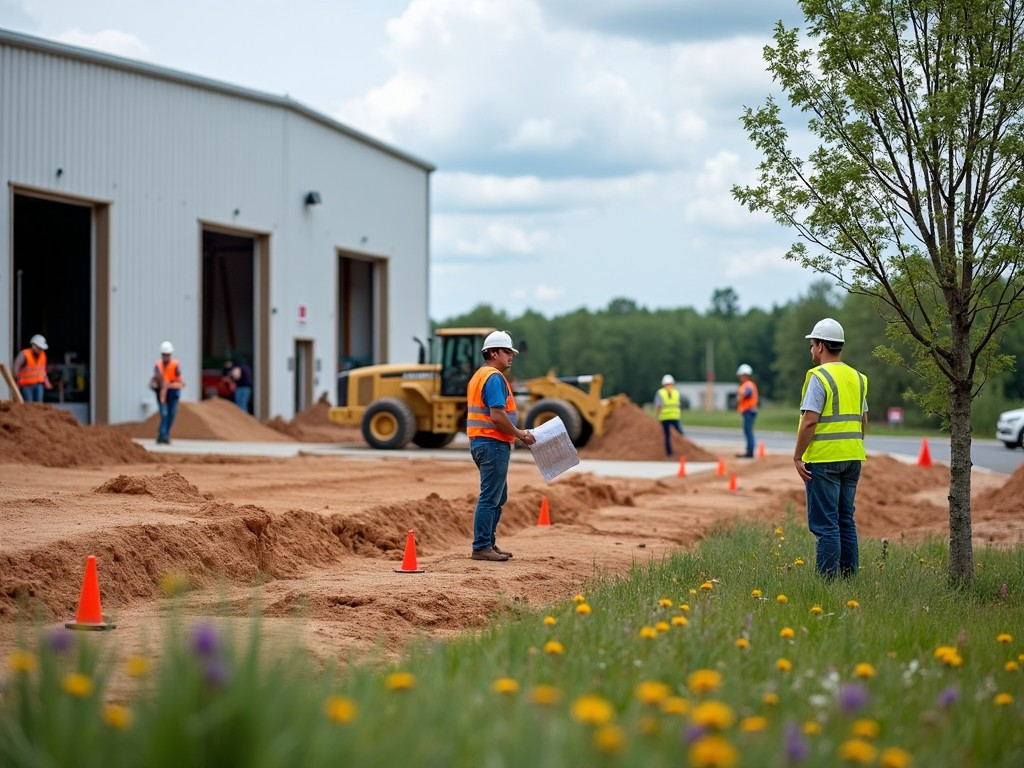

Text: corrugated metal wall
xmin=1 ymin=31 xmax=432 ymax=424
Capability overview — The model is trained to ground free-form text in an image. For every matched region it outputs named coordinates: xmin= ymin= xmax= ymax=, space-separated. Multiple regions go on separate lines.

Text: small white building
xmin=673 ymin=381 xmax=740 ymax=412
xmin=0 ymin=28 xmax=433 ymax=424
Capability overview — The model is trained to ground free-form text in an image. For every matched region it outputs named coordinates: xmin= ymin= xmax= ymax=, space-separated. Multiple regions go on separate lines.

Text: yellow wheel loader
xmin=328 ymin=328 xmax=628 ymax=450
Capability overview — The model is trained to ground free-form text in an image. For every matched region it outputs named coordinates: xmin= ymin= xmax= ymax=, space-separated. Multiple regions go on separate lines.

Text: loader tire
xmin=362 ymin=398 xmax=417 ymax=450
xmin=525 ymin=398 xmax=583 ymax=445
xmin=413 ymin=431 xmax=457 ymax=449
xmin=575 ymin=418 xmax=594 ymax=449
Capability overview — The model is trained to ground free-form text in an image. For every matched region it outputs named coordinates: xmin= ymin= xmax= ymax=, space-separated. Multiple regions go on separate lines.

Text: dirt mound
xmin=117 ymin=397 xmax=294 ymax=442
xmin=976 ymin=463 xmax=1024 ymax=510
xmin=95 ymin=469 xmax=209 ymax=504
xmin=264 ymin=396 xmax=362 ymax=443
xmin=580 ymin=401 xmax=719 ymax=461
xmin=0 ymin=402 xmax=154 ymax=467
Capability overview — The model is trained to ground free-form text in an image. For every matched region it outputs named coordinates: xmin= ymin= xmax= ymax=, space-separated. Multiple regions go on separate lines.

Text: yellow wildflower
xmin=7 ymin=650 xmax=37 ymax=674
xmin=491 ymin=677 xmax=519 ymax=695
xmin=794 ymin=558 xmax=805 ymax=566
xmin=689 ymin=588 xmax=698 ymax=596
xmin=751 ymin=589 xmax=762 ymax=598
xmin=879 ymin=746 xmax=913 ymax=768
xmin=529 ymin=685 xmax=563 ymax=705
xmin=839 ymin=738 xmax=877 ymax=763
xmin=639 ymin=626 xmax=658 ymax=639
xmin=779 ymin=627 xmax=795 ymax=639
xmin=635 ymin=680 xmax=670 ymax=705
xmin=994 ymin=692 xmax=1013 ymax=706
xmin=774 ymin=527 xmax=784 ymax=535
xmin=996 ymin=633 xmax=1013 ymax=644
xmin=324 ymin=695 xmax=358 ymax=724
xmin=776 ymin=658 xmax=793 ymax=672
xmin=659 ymin=598 xmax=674 ymax=607
xmin=734 ymin=638 xmax=750 ymax=650
xmin=1004 ymin=661 xmax=1020 ymax=672
xmin=679 ymin=603 xmax=691 ymax=612
xmin=63 ymin=673 xmax=93 ymax=698
xmin=846 ymin=600 xmax=860 ymax=609
xmin=740 ymin=715 xmax=768 ymax=733
xmin=125 ymin=655 xmax=151 ymax=678
xmin=850 ymin=719 xmax=880 ymax=739
xmin=776 ymin=594 xmax=789 ymax=604
xmin=102 ymin=704 xmax=132 ymax=730
xmin=385 ymin=672 xmax=416 ymax=690
xmin=688 ymin=734 xmax=739 ymax=768
xmin=572 ymin=593 xmax=586 ymax=603
xmin=571 ymin=694 xmax=615 ymax=725
xmin=661 ymin=696 xmax=690 ymax=716
xmin=700 ymin=581 xmax=714 ymax=592
xmin=575 ymin=603 xmax=591 ymax=615
xmin=853 ymin=663 xmax=876 ymax=679
xmin=763 ymin=692 xmax=780 ymax=706
xmin=543 ymin=615 xmax=557 ymax=626
xmin=594 ymin=724 xmax=626 ymax=754
xmin=810 ymin=605 xmax=824 ymax=615
xmin=543 ymin=640 xmax=565 ymax=655
xmin=687 ymin=669 xmax=723 ymax=695
xmin=803 ymin=721 xmax=822 ymax=735
xmin=690 ymin=700 xmax=736 ymax=730
xmin=672 ymin=615 xmax=689 ymax=627
xmin=655 ymin=621 xmax=670 ymax=633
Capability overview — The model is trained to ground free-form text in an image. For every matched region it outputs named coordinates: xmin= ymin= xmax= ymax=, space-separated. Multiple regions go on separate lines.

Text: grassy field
xmin=3 ymin=520 xmax=1022 ymax=767
xmin=678 ymin=405 xmax=949 ymax=438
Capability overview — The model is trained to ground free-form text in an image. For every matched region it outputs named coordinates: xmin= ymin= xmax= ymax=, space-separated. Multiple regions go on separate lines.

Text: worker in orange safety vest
xmin=151 ymin=340 xmax=185 ymax=444
xmin=736 ymin=363 xmax=759 ymax=458
xmin=13 ymin=334 xmax=53 ymax=403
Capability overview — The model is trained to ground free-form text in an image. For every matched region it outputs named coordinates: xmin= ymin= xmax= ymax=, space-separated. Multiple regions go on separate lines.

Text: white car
xmin=996 ymin=407 xmax=1024 ymax=449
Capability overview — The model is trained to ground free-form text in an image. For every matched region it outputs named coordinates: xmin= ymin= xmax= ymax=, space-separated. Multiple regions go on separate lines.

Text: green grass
xmin=3 ymin=522 xmax=1022 ymax=767
xmin=678 ymin=405 xmax=952 ymax=438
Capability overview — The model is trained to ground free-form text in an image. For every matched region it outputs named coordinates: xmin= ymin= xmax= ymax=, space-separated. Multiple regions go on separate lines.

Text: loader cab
xmin=439 ymin=329 xmax=488 ymax=397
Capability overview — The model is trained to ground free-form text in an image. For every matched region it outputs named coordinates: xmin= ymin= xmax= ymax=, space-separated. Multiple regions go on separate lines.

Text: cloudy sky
xmin=1 ymin=0 xmax=818 ymax=319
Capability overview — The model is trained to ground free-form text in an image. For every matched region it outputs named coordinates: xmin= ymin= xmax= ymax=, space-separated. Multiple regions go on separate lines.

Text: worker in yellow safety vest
xmin=13 ymin=334 xmax=53 ymax=402
xmin=654 ymin=374 xmax=684 ymax=458
xmin=793 ymin=318 xmax=868 ymax=580
xmin=466 ymin=330 xmax=536 ymax=562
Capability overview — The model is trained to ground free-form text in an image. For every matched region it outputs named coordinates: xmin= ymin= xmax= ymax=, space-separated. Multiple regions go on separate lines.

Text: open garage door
xmin=337 ymin=253 xmax=387 ymax=375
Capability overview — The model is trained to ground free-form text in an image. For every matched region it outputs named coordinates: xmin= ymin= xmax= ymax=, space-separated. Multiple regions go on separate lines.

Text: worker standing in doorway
xmin=735 ymin=364 xmax=758 ymax=458
xmin=151 ymin=341 xmax=185 ymax=444
xmin=222 ymin=358 xmax=253 ymax=414
xmin=654 ymin=374 xmax=684 ymax=458
xmin=13 ymin=334 xmax=53 ymax=402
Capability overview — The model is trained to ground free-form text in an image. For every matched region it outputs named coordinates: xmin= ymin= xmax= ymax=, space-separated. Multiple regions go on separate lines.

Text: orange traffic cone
xmin=716 ymin=458 xmax=727 ymax=477
xmin=728 ymin=473 xmax=738 ymax=492
xmin=537 ymin=496 xmax=551 ymax=526
xmin=917 ymin=438 xmax=933 ymax=468
xmin=757 ymin=441 xmax=766 ymax=459
xmin=677 ymin=456 xmax=687 ymax=478
xmin=65 ymin=555 xmax=115 ymax=631
xmin=394 ymin=530 xmax=425 ymax=574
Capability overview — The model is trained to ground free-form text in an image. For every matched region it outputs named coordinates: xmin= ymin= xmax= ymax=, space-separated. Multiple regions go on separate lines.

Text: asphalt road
xmin=684 ymin=426 xmax=1024 ymax=475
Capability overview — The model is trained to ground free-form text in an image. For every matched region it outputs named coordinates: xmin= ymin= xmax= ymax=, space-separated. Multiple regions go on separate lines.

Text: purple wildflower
xmin=937 ymin=685 xmax=959 ymax=709
xmin=784 ymin=721 xmax=809 ymax=763
xmin=47 ymin=628 xmax=74 ymax=654
xmin=204 ymin=658 xmax=230 ymax=688
xmin=837 ymin=683 xmax=869 ymax=713
xmin=191 ymin=623 xmax=220 ymax=658
xmin=685 ymin=724 xmax=708 ymax=744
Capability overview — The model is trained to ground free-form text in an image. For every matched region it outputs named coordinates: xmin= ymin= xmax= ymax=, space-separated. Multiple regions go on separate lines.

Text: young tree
xmin=734 ymin=0 xmax=1024 ymax=585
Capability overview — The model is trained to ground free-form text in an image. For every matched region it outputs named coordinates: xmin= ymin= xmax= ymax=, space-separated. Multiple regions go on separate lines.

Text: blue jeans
xmin=234 ymin=386 xmax=252 ymax=413
xmin=741 ymin=410 xmax=757 ymax=456
xmin=471 ymin=438 xmax=510 ymax=551
xmin=157 ymin=391 xmax=180 ymax=443
xmin=20 ymin=384 xmax=44 ymax=402
xmin=660 ymin=419 xmax=683 ymax=457
xmin=805 ymin=460 xmax=861 ymax=578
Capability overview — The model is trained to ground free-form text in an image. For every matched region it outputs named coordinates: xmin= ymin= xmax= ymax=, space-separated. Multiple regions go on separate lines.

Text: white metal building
xmin=1 ymin=28 xmax=433 ymax=425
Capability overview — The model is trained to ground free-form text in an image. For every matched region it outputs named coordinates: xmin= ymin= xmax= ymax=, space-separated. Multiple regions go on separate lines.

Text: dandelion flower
xmin=7 ymin=650 xmax=37 ymax=674
xmin=125 ymin=655 xmax=151 ymax=678
xmin=740 ymin=715 xmax=768 ymax=733
xmin=575 ymin=603 xmax=592 ymax=615
xmin=679 ymin=603 xmax=691 ymax=612
xmin=688 ymin=734 xmax=739 ymax=768
xmin=700 ymin=582 xmax=714 ymax=592
xmin=996 ymin=633 xmax=1013 ymax=644
xmin=385 ymin=672 xmax=416 ymax=690
xmin=571 ymin=695 xmax=615 ymax=725
xmin=839 ymin=738 xmax=877 ymax=763
xmin=803 ymin=721 xmax=822 ymax=735
xmin=62 ymin=672 xmax=93 ymax=698
xmin=774 ymin=527 xmax=784 ymax=535
xmin=687 ymin=669 xmax=723 ymax=695
xmin=324 ymin=695 xmax=358 ymax=724
xmin=635 ymin=680 xmax=671 ymax=705
xmin=655 ymin=621 xmax=670 ymax=633
xmin=780 ymin=627 xmax=795 ymax=639
xmin=659 ymin=598 xmax=674 ymax=608
xmin=543 ymin=640 xmax=565 ymax=655
xmin=572 ymin=593 xmax=586 ymax=603
xmin=672 ymin=615 xmax=690 ymax=627
xmin=639 ymin=626 xmax=658 ymax=639
xmin=810 ymin=605 xmax=824 ymax=615
xmin=849 ymin=719 xmax=880 ymax=739
xmin=879 ymin=746 xmax=913 ymax=768
xmin=690 ymin=700 xmax=736 ymax=730
xmin=794 ymin=557 xmax=804 ymax=566
xmin=994 ymin=692 xmax=1013 ymax=706
xmin=543 ymin=615 xmax=557 ymax=626
xmin=846 ymin=600 xmax=860 ymax=609
xmin=734 ymin=638 xmax=750 ymax=650
xmin=529 ymin=685 xmax=563 ymax=705
xmin=594 ymin=724 xmax=626 ymax=754
xmin=491 ymin=677 xmax=519 ymax=695
xmin=777 ymin=594 xmax=789 ymax=604
xmin=661 ymin=696 xmax=690 ymax=716
xmin=853 ymin=663 xmax=876 ymax=679
xmin=1004 ymin=661 xmax=1020 ymax=672
xmin=751 ymin=589 xmax=763 ymax=598
xmin=102 ymin=704 xmax=132 ymax=730
xmin=763 ymin=692 xmax=780 ymax=707
xmin=776 ymin=658 xmax=793 ymax=672
xmin=689 ymin=588 xmax=698 ymax=596
xmin=934 ymin=647 xmax=963 ymax=667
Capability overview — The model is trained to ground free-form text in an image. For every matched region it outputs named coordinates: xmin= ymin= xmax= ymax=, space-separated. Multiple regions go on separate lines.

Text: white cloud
xmin=53 ymin=28 xmax=151 ymax=60
xmin=433 ymin=217 xmax=553 ymax=257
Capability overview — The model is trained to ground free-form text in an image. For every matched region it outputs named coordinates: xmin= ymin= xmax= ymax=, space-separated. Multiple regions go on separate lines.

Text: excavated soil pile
xmin=0 ymin=402 xmax=154 ymax=467
xmin=264 ymin=395 xmax=362 ymax=443
xmin=580 ymin=401 xmax=719 ymax=461
xmin=117 ymin=397 xmax=293 ymax=442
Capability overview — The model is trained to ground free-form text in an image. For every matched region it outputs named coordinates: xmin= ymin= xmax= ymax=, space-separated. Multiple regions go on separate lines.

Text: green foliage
xmin=4 ymin=525 xmax=1022 ymax=766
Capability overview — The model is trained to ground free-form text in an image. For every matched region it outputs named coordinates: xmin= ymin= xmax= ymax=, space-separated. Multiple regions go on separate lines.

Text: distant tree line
xmin=435 ymin=280 xmax=1024 ymax=431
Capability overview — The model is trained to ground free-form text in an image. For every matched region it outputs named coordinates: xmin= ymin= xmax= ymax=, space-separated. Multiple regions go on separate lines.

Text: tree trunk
xmin=947 ymin=330 xmax=975 ymax=587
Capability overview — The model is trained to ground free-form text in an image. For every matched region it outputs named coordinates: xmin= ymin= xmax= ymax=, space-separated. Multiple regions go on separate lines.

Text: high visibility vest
xmin=156 ymin=359 xmax=183 ymax=385
xmin=657 ymin=387 xmax=681 ymax=421
xmin=737 ymin=380 xmax=759 ymax=413
xmin=800 ymin=363 xmax=867 ymax=463
xmin=17 ymin=349 xmax=47 ymax=386
xmin=466 ymin=366 xmax=516 ymax=443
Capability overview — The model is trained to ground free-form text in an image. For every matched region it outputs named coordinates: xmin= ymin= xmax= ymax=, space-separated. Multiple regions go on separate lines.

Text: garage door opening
xmin=202 ymin=230 xmax=256 ymax=414
xmin=338 ymin=253 xmax=386 ymax=374
xmin=11 ymin=193 xmax=98 ymax=423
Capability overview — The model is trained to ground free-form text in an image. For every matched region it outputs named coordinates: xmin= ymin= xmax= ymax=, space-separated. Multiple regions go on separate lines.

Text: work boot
xmin=492 ymin=544 xmax=514 ymax=558
xmin=471 ymin=547 xmax=509 ymax=562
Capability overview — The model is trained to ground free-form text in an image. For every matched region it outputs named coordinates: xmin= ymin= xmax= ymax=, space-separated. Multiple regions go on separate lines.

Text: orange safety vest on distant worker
xmin=737 ymin=380 xmax=759 ymax=413
xmin=16 ymin=349 xmax=47 ymax=386
xmin=155 ymin=359 xmax=183 ymax=385
xmin=466 ymin=366 xmax=517 ymax=443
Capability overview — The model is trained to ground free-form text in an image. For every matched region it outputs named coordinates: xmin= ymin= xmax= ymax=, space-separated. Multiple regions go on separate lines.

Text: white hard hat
xmin=160 ymin=341 xmax=174 ymax=355
xmin=661 ymin=374 xmax=675 ymax=385
xmin=30 ymin=334 xmax=48 ymax=350
xmin=736 ymin=364 xmax=753 ymax=376
xmin=805 ymin=318 xmax=845 ymax=343
xmin=481 ymin=330 xmax=518 ymax=354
